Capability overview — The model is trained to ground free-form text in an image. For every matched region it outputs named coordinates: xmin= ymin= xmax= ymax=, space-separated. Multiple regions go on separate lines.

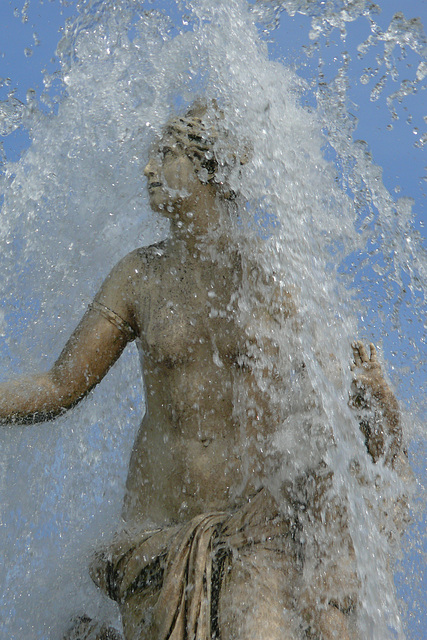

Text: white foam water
xmin=0 ymin=1 xmax=425 ymax=638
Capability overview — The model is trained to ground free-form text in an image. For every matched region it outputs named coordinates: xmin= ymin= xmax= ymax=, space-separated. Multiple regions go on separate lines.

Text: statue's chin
xmin=149 ymin=191 xmax=180 ymax=217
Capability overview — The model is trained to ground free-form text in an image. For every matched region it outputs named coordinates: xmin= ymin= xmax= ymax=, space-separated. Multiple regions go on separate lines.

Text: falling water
xmin=0 ymin=1 xmax=425 ymax=638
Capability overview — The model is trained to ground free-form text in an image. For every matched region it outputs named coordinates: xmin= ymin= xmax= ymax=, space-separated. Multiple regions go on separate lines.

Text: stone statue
xmin=0 ymin=103 xmax=407 ymax=640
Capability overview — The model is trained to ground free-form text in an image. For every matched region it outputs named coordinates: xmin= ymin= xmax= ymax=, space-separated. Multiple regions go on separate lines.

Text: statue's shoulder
xmin=113 ymin=241 xmax=169 ymax=277
xmin=96 ymin=242 xmax=170 ymax=313
xmin=133 ymin=240 xmax=169 ymax=267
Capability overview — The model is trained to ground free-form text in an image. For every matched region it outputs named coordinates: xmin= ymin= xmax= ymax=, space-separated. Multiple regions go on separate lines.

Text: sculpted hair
xmin=165 ymin=100 xmax=250 ymax=200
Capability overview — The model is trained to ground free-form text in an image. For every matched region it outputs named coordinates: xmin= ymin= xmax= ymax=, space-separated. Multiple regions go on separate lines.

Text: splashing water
xmin=0 ymin=1 xmax=425 ymax=638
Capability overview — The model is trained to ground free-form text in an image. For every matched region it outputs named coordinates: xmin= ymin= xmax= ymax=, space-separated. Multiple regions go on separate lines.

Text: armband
xmin=89 ymin=301 xmax=136 ymax=341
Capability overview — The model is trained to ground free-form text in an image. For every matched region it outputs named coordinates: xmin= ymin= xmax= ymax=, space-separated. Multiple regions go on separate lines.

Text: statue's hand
xmin=350 ymin=341 xmax=401 ymax=466
xmin=351 ymin=341 xmax=385 ymax=402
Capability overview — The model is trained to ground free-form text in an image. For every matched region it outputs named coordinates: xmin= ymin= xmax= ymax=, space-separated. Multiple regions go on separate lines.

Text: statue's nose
xmin=144 ymin=159 xmax=156 ymax=177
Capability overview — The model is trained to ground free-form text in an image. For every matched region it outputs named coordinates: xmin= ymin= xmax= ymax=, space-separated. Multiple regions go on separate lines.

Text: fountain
xmin=0 ymin=1 xmax=425 ymax=638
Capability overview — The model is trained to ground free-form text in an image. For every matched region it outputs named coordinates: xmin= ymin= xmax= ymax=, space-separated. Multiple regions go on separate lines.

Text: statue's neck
xmin=168 ymin=223 xmax=235 ymax=267
xmin=169 ymin=200 xmax=231 ymax=259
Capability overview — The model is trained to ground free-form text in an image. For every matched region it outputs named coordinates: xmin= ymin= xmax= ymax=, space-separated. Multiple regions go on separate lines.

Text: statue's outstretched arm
xmin=0 ymin=251 xmax=140 ymax=425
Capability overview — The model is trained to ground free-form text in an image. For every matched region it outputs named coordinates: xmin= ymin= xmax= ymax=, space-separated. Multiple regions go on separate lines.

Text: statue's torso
xmin=120 ymin=242 xmax=282 ymax=525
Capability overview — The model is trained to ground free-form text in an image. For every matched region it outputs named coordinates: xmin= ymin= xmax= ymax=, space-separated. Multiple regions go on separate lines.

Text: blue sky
xmin=268 ymin=1 xmax=427 ymax=231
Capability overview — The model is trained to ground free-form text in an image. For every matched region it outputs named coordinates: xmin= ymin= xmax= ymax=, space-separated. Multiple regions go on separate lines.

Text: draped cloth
xmin=90 ymin=489 xmax=294 ymax=640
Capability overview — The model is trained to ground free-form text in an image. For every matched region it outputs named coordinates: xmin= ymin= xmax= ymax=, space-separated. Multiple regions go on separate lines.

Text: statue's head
xmin=144 ymin=100 xmax=248 ymax=215
xmin=162 ymin=101 xmax=219 ymax=184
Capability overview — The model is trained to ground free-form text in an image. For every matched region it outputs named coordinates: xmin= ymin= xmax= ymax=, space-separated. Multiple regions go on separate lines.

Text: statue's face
xmin=144 ymin=134 xmax=203 ymax=215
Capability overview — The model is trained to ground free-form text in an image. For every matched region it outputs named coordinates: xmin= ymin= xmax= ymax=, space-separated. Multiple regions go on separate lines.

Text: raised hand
xmin=350 ymin=341 xmax=401 ymax=466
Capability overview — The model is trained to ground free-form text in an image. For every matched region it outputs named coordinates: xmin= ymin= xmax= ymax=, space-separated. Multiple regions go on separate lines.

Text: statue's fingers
xmin=369 ymin=343 xmax=378 ymax=362
xmin=352 ymin=342 xmax=362 ymax=367
xmin=358 ymin=342 xmax=369 ymax=363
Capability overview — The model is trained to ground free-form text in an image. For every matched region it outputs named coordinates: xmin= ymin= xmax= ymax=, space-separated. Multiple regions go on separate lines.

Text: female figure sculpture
xmin=0 ymin=103 xmax=405 ymax=640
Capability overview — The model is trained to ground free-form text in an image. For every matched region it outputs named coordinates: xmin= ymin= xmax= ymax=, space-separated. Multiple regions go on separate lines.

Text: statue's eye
xmin=161 ymin=147 xmax=173 ymax=158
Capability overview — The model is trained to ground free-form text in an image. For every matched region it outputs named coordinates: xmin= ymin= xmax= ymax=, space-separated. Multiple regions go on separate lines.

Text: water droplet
xmin=416 ymin=61 xmax=427 ymax=82
xmin=26 ymin=88 xmax=36 ymax=103
xmin=414 ymin=133 xmax=427 ymax=148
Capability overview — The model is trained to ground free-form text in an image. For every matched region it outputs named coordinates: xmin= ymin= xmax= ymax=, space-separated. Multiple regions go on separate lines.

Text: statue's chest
xmin=141 ymin=268 xmax=242 ymax=366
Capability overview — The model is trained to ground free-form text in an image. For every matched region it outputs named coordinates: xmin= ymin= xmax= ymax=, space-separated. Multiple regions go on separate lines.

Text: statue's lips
xmin=148 ymin=182 xmax=162 ymax=189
